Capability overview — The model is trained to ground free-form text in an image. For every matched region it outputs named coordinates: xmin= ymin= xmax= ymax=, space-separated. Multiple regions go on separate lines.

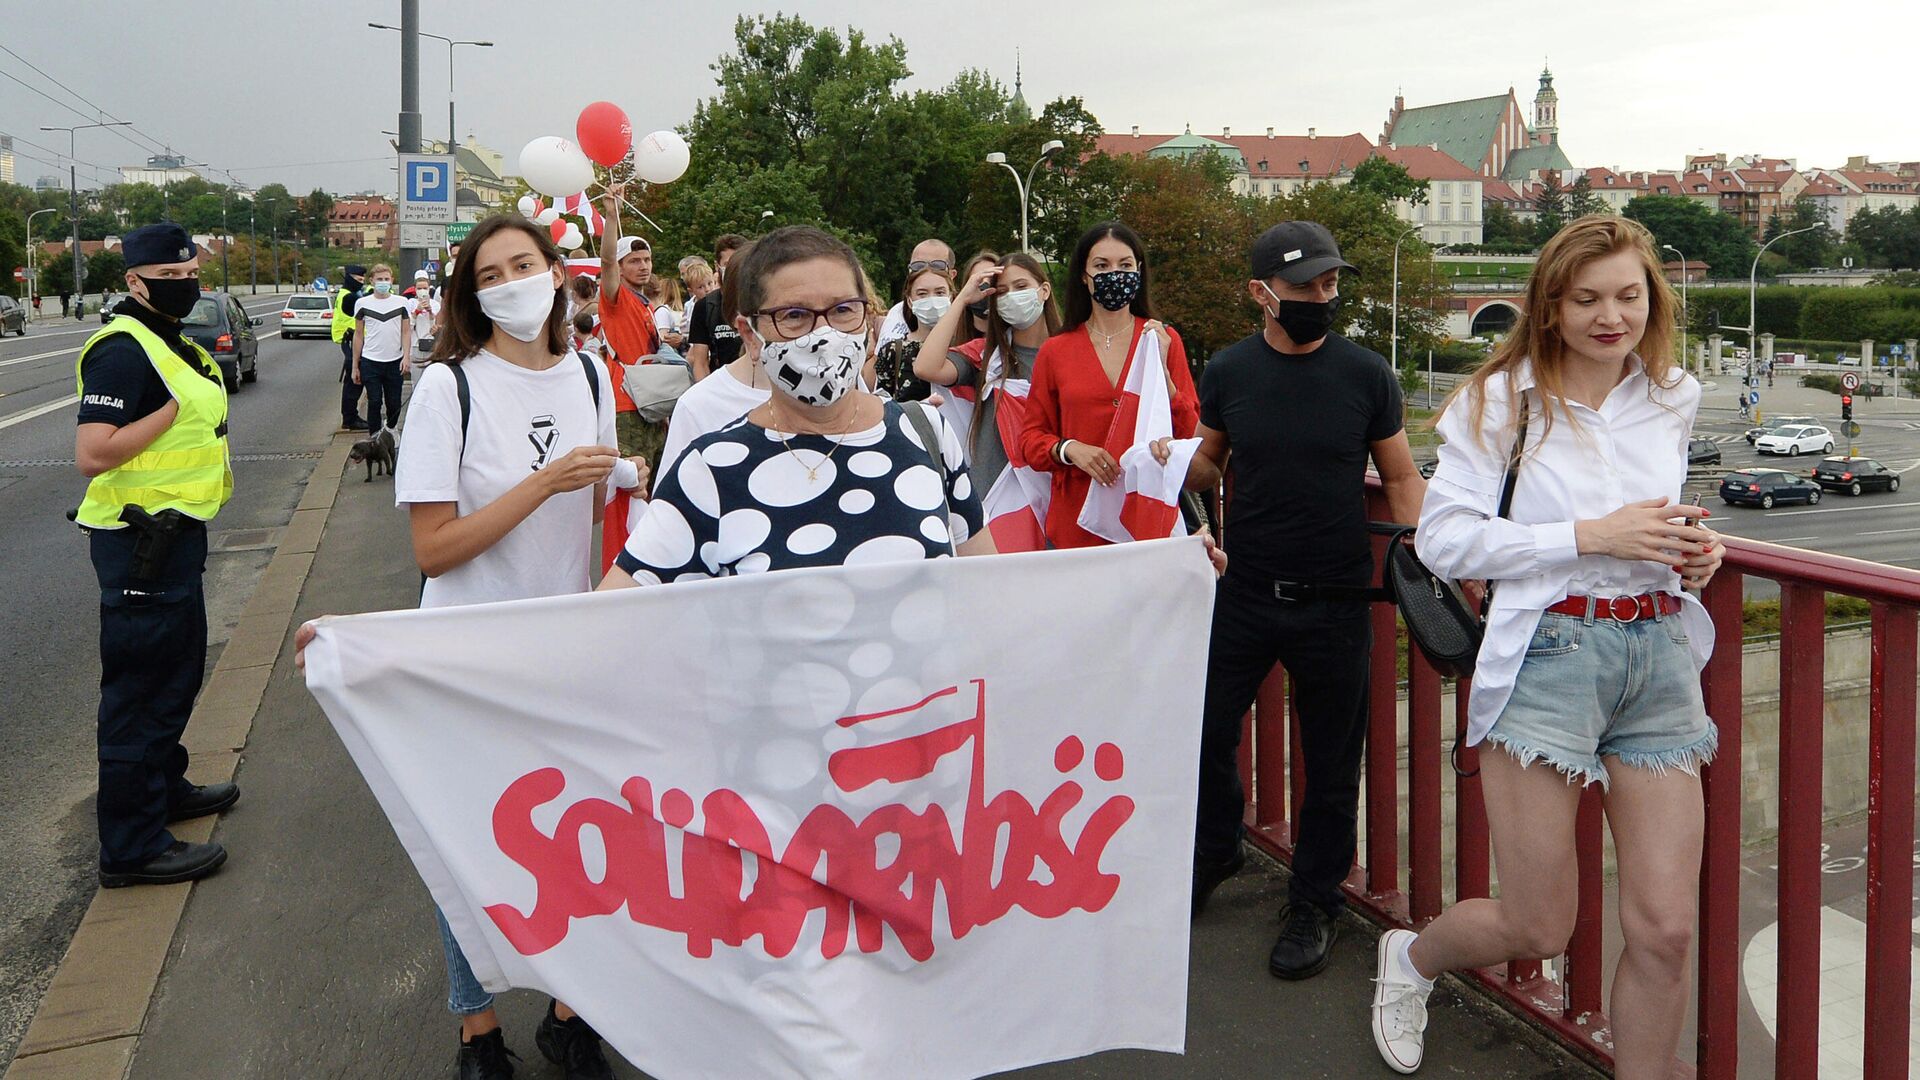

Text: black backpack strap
xmin=578 ymin=351 xmax=601 ymax=411
xmin=451 ymin=362 xmax=471 ymax=462
xmin=899 ymin=402 xmax=954 ymax=540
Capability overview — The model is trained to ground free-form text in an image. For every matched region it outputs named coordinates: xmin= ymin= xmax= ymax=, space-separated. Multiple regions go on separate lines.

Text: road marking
xmin=1858 ymin=527 xmax=1920 ymax=537
xmin=0 ymin=394 xmax=79 ymax=430
xmin=1765 ymin=503 xmax=1918 ymax=518
xmin=1 ymin=299 xmax=285 ymax=371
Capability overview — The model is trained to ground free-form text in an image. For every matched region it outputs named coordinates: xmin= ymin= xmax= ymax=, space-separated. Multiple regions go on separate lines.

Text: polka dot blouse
xmin=616 ymin=400 xmax=984 ymax=583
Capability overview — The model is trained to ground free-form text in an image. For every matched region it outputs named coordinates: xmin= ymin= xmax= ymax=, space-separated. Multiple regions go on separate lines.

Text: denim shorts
xmin=1485 ymin=610 xmax=1717 ymax=790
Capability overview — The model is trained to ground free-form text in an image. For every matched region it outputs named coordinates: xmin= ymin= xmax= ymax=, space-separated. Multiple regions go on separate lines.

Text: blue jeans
xmin=434 ymin=907 xmax=494 ymax=1016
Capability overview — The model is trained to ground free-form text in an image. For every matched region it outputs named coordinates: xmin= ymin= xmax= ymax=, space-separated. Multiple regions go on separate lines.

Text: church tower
xmin=1533 ymin=64 xmax=1559 ymax=146
xmin=1010 ymin=49 xmax=1031 ymax=122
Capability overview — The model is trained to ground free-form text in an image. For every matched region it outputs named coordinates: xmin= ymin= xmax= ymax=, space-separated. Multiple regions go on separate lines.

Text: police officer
xmin=332 ymin=263 xmax=368 ymax=430
xmin=74 ymin=223 xmax=237 ymax=888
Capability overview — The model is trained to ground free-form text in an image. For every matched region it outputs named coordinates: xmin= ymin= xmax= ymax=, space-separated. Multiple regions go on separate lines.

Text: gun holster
xmin=118 ymin=505 xmax=191 ymax=580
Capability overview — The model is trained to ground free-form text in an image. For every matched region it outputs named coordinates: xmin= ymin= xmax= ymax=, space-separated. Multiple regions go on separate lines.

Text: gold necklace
xmin=772 ymin=404 xmax=861 ymax=482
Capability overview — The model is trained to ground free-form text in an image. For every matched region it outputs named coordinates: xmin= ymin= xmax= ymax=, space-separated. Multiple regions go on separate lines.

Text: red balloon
xmin=576 ymin=101 xmax=633 ymax=167
xmin=549 ymin=219 xmax=567 ymax=244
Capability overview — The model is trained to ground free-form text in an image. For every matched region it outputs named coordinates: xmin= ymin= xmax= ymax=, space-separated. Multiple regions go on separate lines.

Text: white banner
xmin=305 ymin=539 xmax=1215 ymax=1080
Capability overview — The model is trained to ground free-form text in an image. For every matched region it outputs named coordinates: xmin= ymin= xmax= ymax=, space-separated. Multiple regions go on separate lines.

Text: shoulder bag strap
xmin=452 ymin=362 xmax=471 ymax=462
xmin=577 ymin=351 xmax=602 ymax=411
xmin=899 ymin=402 xmax=954 ymax=544
xmin=1481 ymin=396 xmax=1530 ymax=617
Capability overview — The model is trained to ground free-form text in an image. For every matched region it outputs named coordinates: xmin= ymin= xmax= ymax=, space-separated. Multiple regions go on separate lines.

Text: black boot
xmin=535 ymin=1000 xmax=613 ymax=1079
xmin=456 ymin=1027 xmax=516 ymax=1080
xmin=168 ymin=782 xmax=240 ymax=822
xmin=99 ymin=840 xmax=227 ymax=888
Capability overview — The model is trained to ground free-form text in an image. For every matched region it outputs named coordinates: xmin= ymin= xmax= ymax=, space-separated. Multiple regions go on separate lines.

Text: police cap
xmin=122 ymin=223 xmax=198 ymax=270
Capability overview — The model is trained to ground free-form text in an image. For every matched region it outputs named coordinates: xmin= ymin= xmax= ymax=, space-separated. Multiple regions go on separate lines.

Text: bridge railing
xmin=1237 ymin=485 xmax=1918 ymax=1077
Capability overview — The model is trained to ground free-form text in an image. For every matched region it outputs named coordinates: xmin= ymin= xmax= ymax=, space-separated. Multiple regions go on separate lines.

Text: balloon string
xmin=585 ymin=182 xmax=664 ymax=235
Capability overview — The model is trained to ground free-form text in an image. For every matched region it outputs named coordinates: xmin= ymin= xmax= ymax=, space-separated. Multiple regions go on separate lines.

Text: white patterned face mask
xmin=752 ymin=324 xmax=868 ymax=407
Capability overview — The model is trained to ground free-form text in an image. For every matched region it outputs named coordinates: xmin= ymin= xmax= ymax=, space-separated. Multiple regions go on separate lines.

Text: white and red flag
xmin=1076 ymin=332 xmax=1199 ymax=544
xmin=304 ymin=541 xmax=1214 ymax=1080
xmin=978 ymin=372 xmax=1052 ymax=553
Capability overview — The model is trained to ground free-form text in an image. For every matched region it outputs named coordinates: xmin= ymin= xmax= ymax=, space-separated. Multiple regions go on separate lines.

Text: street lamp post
xmin=1662 ymin=243 xmax=1689 ymax=375
xmin=248 ymin=202 xmax=257 ymax=295
xmin=25 ymin=207 xmax=56 ymax=314
xmin=1390 ymin=223 xmax=1423 ymax=375
xmin=984 ymin=140 xmax=1065 ymax=252
xmin=40 ymin=121 xmax=132 ymax=318
xmin=1742 ymin=224 xmax=1823 ymax=409
xmin=368 ymin=22 xmax=492 ymax=149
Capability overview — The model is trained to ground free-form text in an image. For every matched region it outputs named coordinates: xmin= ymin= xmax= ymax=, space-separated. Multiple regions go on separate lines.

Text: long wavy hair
xmin=1443 ymin=214 xmax=1681 ymax=449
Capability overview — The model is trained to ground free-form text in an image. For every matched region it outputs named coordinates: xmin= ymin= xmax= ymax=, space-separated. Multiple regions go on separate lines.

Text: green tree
xmin=1848 ymin=204 xmax=1920 ymax=269
xmin=0 ymin=233 xmax=23 ymax=299
xmin=1481 ymin=202 xmax=1533 ymax=249
xmin=38 ymin=248 xmax=74 ymax=295
xmin=85 ymin=249 xmax=125 ymax=293
xmin=1623 ymin=194 xmax=1758 ymax=277
xmin=1350 ymin=157 xmax=1430 ymax=207
xmin=1565 ymin=174 xmax=1609 ymax=218
xmin=1532 ymin=174 xmax=1568 ymax=241
xmin=298 ymin=189 xmax=335 ymax=246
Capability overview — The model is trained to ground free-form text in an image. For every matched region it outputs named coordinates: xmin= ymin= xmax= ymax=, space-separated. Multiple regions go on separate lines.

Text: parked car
xmin=1720 ymin=469 xmax=1822 ymax=508
xmin=181 ymin=291 xmax=261 ymax=391
xmin=1811 ymin=457 xmax=1901 ymax=496
xmin=1687 ymin=437 xmax=1722 ymax=467
xmin=1418 ymin=458 xmax=1439 ymax=479
xmin=1754 ymin=424 xmax=1834 ymax=457
xmin=1745 ymin=414 xmax=1816 ymax=444
xmin=0 ymin=295 xmax=25 ymax=336
xmin=279 ymin=292 xmax=333 ymax=339
xmin=99 ymin=290 xmax=118 ymax=322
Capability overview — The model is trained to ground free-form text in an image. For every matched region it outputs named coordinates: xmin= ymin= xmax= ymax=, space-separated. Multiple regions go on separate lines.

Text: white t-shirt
xmin=411 ymin=291 xmax=438 ymax=343
xmin=657 ymin=361 xmax=770 ymax=476
xmin=653 ymin=304 xmax=682 ymax=339
xmin=395 ymin=351 xmax=617 ymax=609
xmin=353 ymin=293 xmax=411 ymax=361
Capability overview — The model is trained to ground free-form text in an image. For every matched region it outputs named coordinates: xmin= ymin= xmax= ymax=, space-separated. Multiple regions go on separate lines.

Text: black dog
xmin=349 ymin=427 xmax=397 ymax=482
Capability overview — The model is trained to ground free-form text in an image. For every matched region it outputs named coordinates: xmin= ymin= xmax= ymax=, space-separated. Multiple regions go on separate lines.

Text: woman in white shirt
xmin=1369 ymin=216 xmax=1724 ymax=1079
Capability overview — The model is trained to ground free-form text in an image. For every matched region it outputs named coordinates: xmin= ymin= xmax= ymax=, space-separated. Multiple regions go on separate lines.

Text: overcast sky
xmin=3 ymin=0 xmax=1914 ymax=198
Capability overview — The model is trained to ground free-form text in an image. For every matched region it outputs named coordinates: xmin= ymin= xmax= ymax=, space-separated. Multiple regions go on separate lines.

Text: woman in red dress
xmin=1019 ymin=221 xmax=1198 ymax=548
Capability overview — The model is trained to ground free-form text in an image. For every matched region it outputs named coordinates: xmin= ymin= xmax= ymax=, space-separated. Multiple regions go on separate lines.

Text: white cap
xmin=414 ymin=268 xmax=431 ymax=279
xmin=614 ymin=236 xmax=650 ymax=263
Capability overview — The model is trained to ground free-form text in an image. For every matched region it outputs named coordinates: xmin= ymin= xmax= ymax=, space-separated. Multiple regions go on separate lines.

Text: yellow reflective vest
xmin=73 ymin=316 xmax=233 ymax=528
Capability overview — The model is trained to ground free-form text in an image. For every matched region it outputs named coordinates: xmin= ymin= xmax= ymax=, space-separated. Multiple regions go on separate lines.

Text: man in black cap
xmin=73 ymin=222 xmax=237 ymax=887
xmin=1182 ymin=220 xmax=1425 ymax=977
xmin=331 ymin=264 xmax=368 ymax=430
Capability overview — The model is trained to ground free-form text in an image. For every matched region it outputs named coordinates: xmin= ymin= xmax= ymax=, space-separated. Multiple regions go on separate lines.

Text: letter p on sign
xmin=408 ymin=160 xmax=448 ymax=201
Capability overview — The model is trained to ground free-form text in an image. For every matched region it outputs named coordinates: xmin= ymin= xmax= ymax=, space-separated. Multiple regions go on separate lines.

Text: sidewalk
xmin=11 ymin=434 xmax=1599 ymax=1080
xmin=1697 ymin=367 xmax=1920 ymax=421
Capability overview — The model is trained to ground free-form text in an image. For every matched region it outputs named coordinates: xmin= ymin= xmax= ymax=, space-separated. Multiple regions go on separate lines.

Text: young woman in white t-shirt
xmin=303 ymin=213 xmax=648 ymax=1077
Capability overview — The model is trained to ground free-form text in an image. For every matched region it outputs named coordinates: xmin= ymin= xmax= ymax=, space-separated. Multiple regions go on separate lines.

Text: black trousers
xmin=361 ymin=359 xmax=403 ymax=433
xmin=90 ymin=520 xmax=209 ymax=869
xmin=1197 ymin=573 xmax=1372 ymax=913
xmin=339 ymin=334 xmax=364 ymax=424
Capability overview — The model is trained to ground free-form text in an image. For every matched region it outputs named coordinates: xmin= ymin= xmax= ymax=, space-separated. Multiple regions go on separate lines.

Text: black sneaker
xmin=456 ymin=1028 xmax=517 ymax=1080
xmin=535 ymin=1001 xmax=614 ymax=1079
xmin=1269 ymin=902 xmax=1339 ymax=980
xmin=1191 ymin=845 xmax=1246 ymax=919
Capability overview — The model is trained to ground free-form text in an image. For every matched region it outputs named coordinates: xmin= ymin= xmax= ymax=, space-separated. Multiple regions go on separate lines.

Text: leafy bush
xmin=1799 ymin=287 xmax=1920 ymax=341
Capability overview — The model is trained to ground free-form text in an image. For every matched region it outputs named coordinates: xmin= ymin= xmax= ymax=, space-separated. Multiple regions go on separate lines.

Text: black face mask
xmin=138 ymin=275 xmax=201 ymax=320
xmin=1265 ymin=289 xmax=1340 ymax=345
xmin=966 ymin=299 xmax=991 ymax=321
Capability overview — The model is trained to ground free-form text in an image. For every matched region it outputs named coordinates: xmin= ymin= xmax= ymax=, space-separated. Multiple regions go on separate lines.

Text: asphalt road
xmin=0 ymin=292 xmax=344 ymax=1070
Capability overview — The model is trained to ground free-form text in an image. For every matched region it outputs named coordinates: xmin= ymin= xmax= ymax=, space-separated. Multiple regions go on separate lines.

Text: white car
xmin=1755 ymin=425 xmax=1835 ymax=456
xmin=279 ymin=293 xmax=334 ymax=339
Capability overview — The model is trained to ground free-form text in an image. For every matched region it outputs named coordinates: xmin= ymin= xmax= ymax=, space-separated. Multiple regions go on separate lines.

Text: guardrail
xmin=1237 ymin=485 xmax=1918 ymax=1078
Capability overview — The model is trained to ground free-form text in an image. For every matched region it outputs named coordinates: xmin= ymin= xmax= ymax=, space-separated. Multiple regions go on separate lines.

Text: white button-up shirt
xmin=1415 ymin=358 xmax=1714 ymax=744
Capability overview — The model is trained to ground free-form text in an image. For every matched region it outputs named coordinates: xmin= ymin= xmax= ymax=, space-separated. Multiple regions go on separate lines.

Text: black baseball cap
xmin=1251 ymin=221 xmax=1356 ymax=284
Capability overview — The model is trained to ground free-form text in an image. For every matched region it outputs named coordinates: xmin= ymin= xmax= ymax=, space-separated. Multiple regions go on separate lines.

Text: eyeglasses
xmin=751 ymin=298 xmax=870 ymax=340
xmin=906 ymin=259 xmax=954 ymax=275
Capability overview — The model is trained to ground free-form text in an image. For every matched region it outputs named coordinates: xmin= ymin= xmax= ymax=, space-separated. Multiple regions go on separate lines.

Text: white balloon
xmin=559 ymin=224 xmax=584 ymax=250
xmin=516 ymin=195 xmax=537 ymax=217
xmin=633 ymin=129 xmax=690 ymax=185
xmin=518 ymin=135 xmax=595 ymax=198
xmin=535 ymin=207 xmax=561 ymax=226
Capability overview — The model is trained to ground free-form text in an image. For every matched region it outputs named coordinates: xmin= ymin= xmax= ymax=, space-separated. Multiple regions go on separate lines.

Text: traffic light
xmin=1841 ymin=394 xmax=1853 ymax=421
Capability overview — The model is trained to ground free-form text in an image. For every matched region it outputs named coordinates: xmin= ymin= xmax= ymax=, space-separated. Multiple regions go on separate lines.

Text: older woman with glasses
xmin=601 ymin=226 xmax=995 ymax=586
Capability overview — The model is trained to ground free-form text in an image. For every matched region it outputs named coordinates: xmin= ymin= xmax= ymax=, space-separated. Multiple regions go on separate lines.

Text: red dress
xmin=1019 ymin=319 xmax=1199 ymax=548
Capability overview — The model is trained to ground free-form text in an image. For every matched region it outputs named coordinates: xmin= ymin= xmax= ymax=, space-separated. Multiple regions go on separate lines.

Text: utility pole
xmin=396 ymin=0 xmax=425 ymax=283
xmin=248 ymin=202 xmax=257 ymax=295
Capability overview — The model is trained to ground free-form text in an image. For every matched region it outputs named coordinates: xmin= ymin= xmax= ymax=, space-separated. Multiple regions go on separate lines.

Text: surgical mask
xmin=910 ymin=295 xmax=951 ymax=324
xmin=1260 ymin=283 xmax=1340 ymax=345
xmin=137 ymin=275 xmax=201 ymax=320
xmin=476 ymin=272 xmax=558 ymax=343
xmin=372 ymin=280 xmax=392 ymax=296
xmin=753 ymin=323 xmax=868 ymax=407
xmin=1090 ymin=269 xmax=1141 ymax=312
xmin=995 ymin=288 xmax=1045 ymax=330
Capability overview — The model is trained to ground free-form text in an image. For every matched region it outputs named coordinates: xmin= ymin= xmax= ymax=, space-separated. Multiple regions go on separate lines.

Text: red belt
xmin=1545 ymin=593 xmax=1683 ymax=623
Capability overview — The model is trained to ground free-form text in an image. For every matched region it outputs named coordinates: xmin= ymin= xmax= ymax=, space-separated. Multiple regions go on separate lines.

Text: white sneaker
xmin=1372 ymin=929 xmax=1431 ymax=1074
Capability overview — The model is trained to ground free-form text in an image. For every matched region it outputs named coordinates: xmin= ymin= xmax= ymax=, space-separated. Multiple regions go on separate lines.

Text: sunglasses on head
xmin=906 ymin=259 xmax=954 ymax=275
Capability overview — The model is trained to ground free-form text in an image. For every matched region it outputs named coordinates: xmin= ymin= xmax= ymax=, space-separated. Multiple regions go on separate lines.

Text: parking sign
xmin=398 ymin=154 xmax=456 ymax=224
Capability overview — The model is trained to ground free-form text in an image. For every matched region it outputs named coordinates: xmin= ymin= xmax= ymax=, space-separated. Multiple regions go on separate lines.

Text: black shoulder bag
xmin=1375 ymin=405 xmax=1528 ymax=680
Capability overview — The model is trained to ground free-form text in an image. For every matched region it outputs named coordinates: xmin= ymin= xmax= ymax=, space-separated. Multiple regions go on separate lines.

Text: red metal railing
xmin=1239 ymin=487 xmax=1919 ymax=1078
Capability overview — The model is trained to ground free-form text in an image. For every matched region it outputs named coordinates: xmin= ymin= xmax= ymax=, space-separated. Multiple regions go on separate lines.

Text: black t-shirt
xmin=687 ymin=289 xmax=741 ymax=368
xmin=1199 ymin=330 xmax=1403 ymax=585
xmin=76 ymin=300 xmax=220 ymax=428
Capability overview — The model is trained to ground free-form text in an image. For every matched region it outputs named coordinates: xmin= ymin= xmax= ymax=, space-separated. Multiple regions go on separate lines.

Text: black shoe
xmin=456 ymin=1027 xmax=517 ymax=1080
xmin=1269 ymin=902 xmax=1339 ymax=980
xmin=341 ymin=418 xmax=369 ymax=431
xmin=168 ymin=782 xmax=239 ymax=823
xmin=535 ymin=1000 xmax=613 ymax=1079
xmin=99 ymin=840 xmax=227 ymax=888
xmin=1191 ymin=845 xmax=1246 ymax=919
